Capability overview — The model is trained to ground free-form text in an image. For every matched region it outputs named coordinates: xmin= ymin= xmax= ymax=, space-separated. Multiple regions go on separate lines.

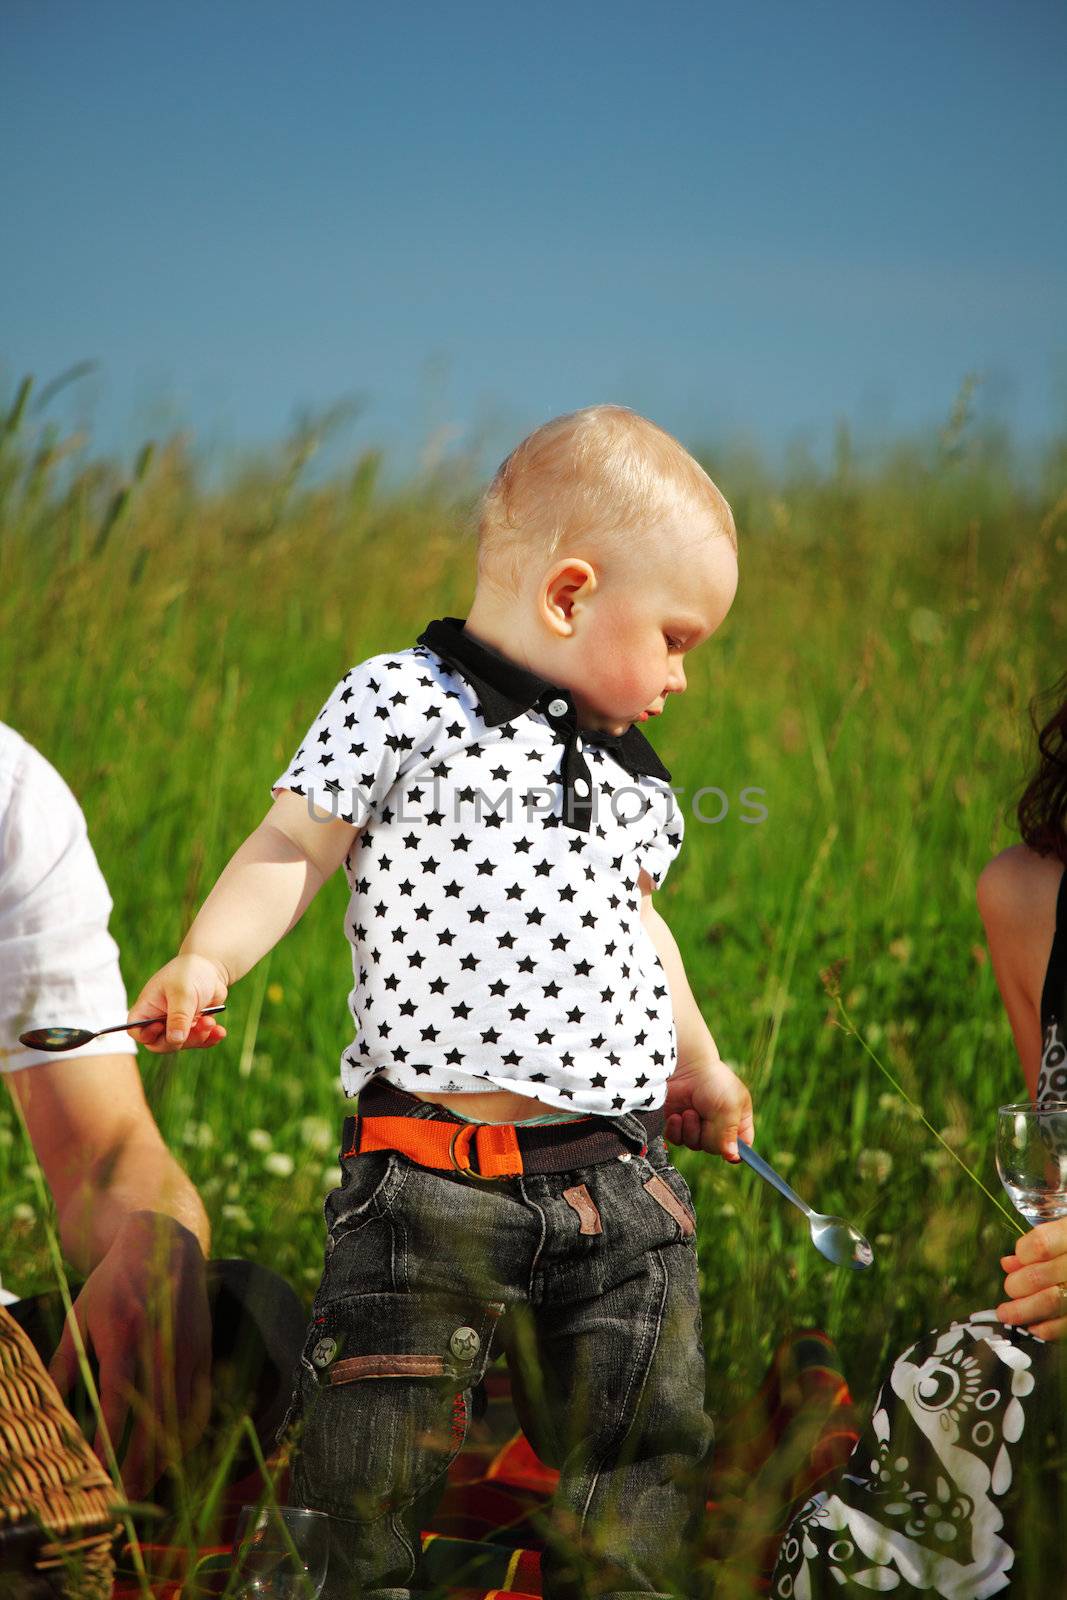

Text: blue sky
xmin=3 ymin=0 xmax=1065 ymax=490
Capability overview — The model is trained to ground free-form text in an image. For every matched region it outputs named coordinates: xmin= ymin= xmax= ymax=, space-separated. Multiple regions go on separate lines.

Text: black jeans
xmin=279 ymin=1095 xmax=715 ymax=1600
xmin=6 ymin=1258 xmax=307 ymax=1532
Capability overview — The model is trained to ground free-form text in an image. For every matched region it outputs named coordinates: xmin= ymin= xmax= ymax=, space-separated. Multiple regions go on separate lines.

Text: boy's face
xmin=544 ymin=526 xmax=738 ymax=735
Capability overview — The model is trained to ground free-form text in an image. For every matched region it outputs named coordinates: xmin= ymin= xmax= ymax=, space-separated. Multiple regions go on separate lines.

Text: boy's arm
xmin=178 ymin=790 xmax=360 ymax=984
xmin=638 ymin=869 xmax=754 ymax=1158
xmin=130 ymin=789 xmax=361 ymax=1050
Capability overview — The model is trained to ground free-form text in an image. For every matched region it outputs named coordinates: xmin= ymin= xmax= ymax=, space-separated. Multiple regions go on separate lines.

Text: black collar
xmin=415 ymin=616 xmax=673 ymax=785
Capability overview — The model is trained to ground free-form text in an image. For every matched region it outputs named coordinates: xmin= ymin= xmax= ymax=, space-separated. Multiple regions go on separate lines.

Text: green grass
xmin=0 ymin=370 xmax=1063 ymax=1585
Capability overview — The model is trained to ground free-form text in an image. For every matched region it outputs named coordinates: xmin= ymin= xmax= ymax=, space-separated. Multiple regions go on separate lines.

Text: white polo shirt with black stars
xmin=270 ymin=616 xmax=685 ymax=1114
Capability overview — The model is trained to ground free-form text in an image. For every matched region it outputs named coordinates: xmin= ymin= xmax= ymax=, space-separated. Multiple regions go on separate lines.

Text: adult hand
xmin=48 ymin=1210 xmax=213 ymax=1498
xmin=663 ymin=1052 xmax=755 ymax=1161
xmin=996 ymin=1217 xmax=1067 ymax=1341
xmin=127 ymin=953 xmax=229 ymax=1053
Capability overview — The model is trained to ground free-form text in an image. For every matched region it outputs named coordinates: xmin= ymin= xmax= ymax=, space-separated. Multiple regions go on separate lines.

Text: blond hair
xmin=475 ymin=404 xmax=736 ymax=599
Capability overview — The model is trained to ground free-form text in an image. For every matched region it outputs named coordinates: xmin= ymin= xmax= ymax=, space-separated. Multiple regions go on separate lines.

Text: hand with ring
xmin=996 ymin=1218 xmax=1067 ymax=1341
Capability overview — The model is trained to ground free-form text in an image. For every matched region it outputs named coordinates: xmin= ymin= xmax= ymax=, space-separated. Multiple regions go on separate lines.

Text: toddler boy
xmin=130 ymin=403 xmax=754 ymax=1599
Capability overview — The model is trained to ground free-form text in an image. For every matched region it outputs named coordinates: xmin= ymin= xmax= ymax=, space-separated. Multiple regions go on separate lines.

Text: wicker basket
xmin=0 ymin=1304 xmax=122 ymax=1597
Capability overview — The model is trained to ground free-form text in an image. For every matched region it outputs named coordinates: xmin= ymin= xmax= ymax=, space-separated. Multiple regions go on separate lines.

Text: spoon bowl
xmin=19 ymin=1005 xmax=226 ymax=1053
xmin=736 ymin=1139 xmax=874 ymax=1270
xmin=808 ymin=1212 xmax=875 ymax=1270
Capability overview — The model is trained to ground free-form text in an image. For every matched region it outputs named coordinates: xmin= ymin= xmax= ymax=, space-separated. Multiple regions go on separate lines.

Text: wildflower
xmin=322 ymin=1164 xmax=343 ymax=1190
xmin=857 ymin=1148 xmax=894 ymax=1184
xmin=300 ymin=1115 xmax=334 ymax=1154
xmin=247 ymin=1128 xmax=273 ymax=1152
xmin=221 ymin=1203 xmax=254 ymax=1231
xmin=267 ymin=983 xmax=285 ymax=1004
xmin=909 ymin=607 xmax=943 ymax=646
xmin=12 ymin=1202 xmax=33 ymax=1223
xmin=264 ymin=1151 xmax=295 ymax=1178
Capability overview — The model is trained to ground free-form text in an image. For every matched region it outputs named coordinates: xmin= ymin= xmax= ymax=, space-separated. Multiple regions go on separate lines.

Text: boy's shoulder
xmin=338 ymin=642 xmax=468 ymax=734
xmin=345 ymin=642 xmax=452 ymax=699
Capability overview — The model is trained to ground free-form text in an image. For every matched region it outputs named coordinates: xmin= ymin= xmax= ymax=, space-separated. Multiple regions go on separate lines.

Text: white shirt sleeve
xmin=0 ymin=723 xmax=136 ymax=1074
xmin=270 ymin=657 xmax=411 ymax=828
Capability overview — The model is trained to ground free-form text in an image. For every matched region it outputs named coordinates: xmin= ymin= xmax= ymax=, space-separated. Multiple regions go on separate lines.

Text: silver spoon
xmin=18 ymin=1005 xmax=227 ymax=1053
xmin=737 ymin=1139 xmax=874 ymax=1270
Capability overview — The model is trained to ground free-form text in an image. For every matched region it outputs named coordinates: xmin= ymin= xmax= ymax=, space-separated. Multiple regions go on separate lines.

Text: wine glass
xmin=230 ymin=1505 xmax=330 ymax=1599
xmin=995 ymin=1101 xmax=1067 ymax=1225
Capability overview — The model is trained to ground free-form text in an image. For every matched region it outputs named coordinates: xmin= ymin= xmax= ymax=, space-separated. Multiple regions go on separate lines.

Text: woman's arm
xmin=976 ymin=843 xmax=1062 ymax=1099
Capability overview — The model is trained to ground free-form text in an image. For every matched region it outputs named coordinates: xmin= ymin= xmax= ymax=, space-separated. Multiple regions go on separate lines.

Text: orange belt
xmin=345 ymin=1112 xmax=594 ymax=1181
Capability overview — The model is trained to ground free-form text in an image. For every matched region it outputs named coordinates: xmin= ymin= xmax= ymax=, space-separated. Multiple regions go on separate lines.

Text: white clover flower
xmin=322 ymin=1164 xmax=342 ymax=1191
xmin=300 ymin=1116 xmax=334 ymax=1154
xmin=221 ymin=1203 xmax=254 ymax=1231
xmin=264 ymin=1151 xmax=295 ymax=1178
xmin=247 ymin=1128 xmax=273 ymax=1152
xmin=12 ymin=1202 xmax=33 ymax=1223
xmin=857 ymin=1148 xmax=894 ymax=1184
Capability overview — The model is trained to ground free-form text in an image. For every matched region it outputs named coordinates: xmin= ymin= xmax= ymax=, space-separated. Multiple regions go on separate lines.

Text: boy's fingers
xmin=166 ymin=995 xmax=196 ymax=1044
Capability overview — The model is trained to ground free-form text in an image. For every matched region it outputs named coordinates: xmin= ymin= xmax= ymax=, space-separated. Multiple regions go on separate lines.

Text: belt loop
xmin=603 ymin=1108 xmax=653 ymax=1153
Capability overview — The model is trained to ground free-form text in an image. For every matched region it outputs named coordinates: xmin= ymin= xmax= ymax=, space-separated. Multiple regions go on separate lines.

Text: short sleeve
xmin=640 ymin=786 xmax=684 ymax=891
xmin=270 ymin=658 xmax=408 ymax=828
xmin=0 ymin=730 xmax=136 ymax=1074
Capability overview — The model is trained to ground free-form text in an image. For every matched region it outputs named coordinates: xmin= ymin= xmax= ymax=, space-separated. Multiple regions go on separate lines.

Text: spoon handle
xmin=736 ymin=1139 xmax=813 ymax=1218
xmin=101 ymin=1004 xmax=227 ymax=1039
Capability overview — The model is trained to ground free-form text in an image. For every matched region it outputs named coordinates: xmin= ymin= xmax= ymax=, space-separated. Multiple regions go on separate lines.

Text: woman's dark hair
xmin=1017 ymin=668 xmax=1067 ymax=865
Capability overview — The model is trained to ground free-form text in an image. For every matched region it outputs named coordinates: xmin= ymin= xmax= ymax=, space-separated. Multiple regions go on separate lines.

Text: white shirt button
xmin=547 ymin=697 xmax=568 ymax=718
xmin=574 ymin=778 xmax=590 ymax=797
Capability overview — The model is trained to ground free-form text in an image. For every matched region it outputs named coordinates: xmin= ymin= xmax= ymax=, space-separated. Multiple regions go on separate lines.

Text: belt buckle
xmin=448 ymin=1122 xmax=498 ymax=1181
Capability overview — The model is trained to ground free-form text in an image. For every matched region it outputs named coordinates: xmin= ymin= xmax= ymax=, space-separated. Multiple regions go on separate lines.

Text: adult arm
xmin=7 ymin=1051 xmax=213 ymax=1493
xmin=975 ymin=843 xmax=1059 ymax=1099
xmin=978 ymin=843 xmax=1067 ymax=1338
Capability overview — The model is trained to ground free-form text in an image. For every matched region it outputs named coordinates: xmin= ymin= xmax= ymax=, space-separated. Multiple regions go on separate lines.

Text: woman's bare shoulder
xmin=979 ymin=844 xmax=1062 ymax=921
xmin=976 ymin=843 xmax=1065 ymax=935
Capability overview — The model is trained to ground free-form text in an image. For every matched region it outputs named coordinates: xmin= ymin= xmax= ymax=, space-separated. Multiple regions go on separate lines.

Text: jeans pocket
xmin=324 ymin=1148 xmax=397 ymax=1241
xmin=293 ymin=1288 xmax=505 ymax=1518
xmin=640 ymin=1146 xmax=698 ymax=1239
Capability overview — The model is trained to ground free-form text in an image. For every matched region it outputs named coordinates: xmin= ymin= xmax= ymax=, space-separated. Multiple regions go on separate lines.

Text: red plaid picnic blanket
xmin=114 ymin=1328 xmax=857 ymax=1598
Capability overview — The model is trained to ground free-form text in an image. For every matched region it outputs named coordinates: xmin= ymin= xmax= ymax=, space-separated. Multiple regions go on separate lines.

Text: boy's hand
xmin=662 ymin=1054 xmax=754 ymax=1161
xmin=127 ymin=954 xmax=229 ymax=1053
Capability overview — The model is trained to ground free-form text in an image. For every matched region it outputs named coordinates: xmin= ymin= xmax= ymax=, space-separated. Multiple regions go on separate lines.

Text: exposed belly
xmin=402 ymin=1086 xmax=581 ymax=1122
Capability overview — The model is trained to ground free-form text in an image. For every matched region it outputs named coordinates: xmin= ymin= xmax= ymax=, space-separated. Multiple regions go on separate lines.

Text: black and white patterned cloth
xmin=270 ymin=616 xmax=684 ymax=1112
xmin=772 ymin=866 xmax=1067 ymax=1598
